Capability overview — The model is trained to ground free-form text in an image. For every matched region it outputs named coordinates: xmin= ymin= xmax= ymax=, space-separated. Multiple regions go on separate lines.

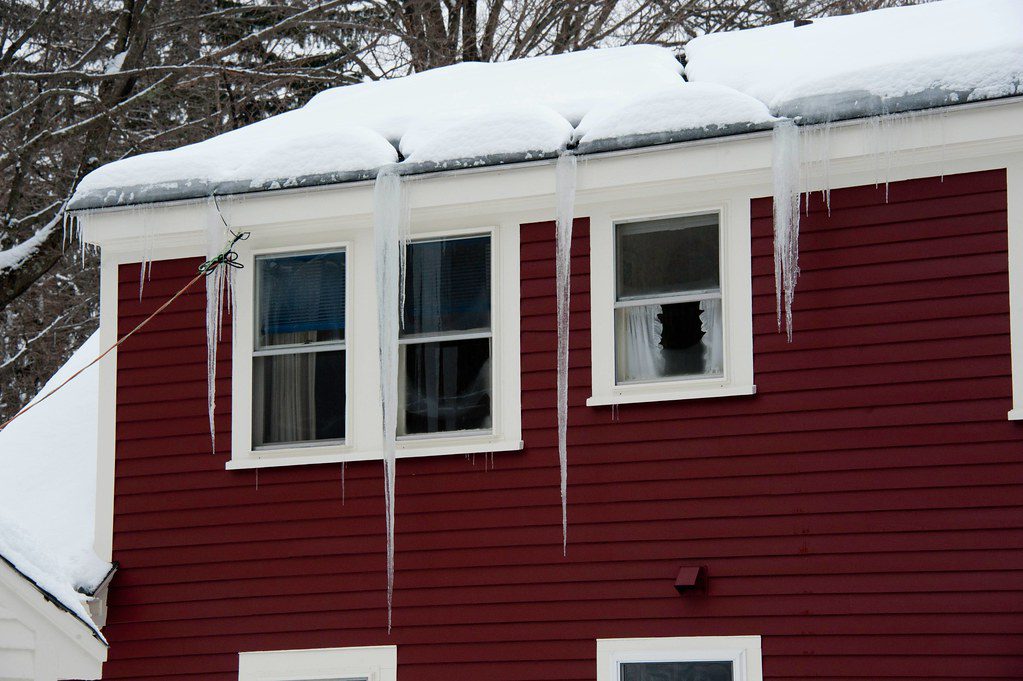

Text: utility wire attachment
xmin=198 ymin=230 xmax=250 ymax=275
xmin=0 ymin=230 xmax=251 ymax=434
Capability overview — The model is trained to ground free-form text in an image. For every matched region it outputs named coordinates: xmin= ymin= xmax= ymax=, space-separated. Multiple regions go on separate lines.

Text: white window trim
xmin=596 ymin=636 xmax=763 ymax=681
xmin=587 ymin=194 xmax=755 ymax=406
xmin=1006 ymin=159 xmax=1023 ymax=420
xmin=228 ymin=218 xmax=522 ymax=470
xmin=238 ymin=645 xmax=396 ymax=681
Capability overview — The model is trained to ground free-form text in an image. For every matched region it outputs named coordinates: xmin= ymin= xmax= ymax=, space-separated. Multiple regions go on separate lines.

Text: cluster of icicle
xmin=770 ymin=110 xmax=937 ymax=340
xmin=772 ymin=120 xmax=801 ymax=342
xmin=205 ymin=199 xmax=235 ymax=454
xmin=373 ymin=166 xmax=409 ymax=632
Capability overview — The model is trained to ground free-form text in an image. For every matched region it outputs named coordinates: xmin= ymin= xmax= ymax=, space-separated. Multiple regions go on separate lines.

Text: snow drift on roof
xmin=305 ymin=44 xmax=684 ymax=140
xmin=73 ymin=113 xmax=398 ymax=205
xmin=684 ymin=0 xmax=1023 ymax=122
xmin=576 ymin=82 xmax=776 ymax=153
xmin=0 ymin=333 xmax=109 ymax=633
xmin=69 ymin=46 xmax=689 ymax=209
xmin=400 ymin=103 xmax=574 ymax=166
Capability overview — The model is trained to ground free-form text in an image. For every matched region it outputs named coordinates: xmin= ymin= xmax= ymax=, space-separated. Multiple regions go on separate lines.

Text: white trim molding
xmin=586 ymin=197 xmax=755 ymax=406
xmin=0 ymin=560 xmax=106 ymax=680
xmin=227 ymin=206 xmax=523 ymax=470
xmin=596 ymin=635 xmax=763 ymax=681
xmin=238 ymin=644 xmax=397 ymax=681
xmin=1006 ymin=159 xmax=1023 ymax=420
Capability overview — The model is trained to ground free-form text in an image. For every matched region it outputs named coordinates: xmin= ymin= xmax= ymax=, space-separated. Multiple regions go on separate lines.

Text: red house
xmin=65 ymin=1 xmax=1023 ymax=679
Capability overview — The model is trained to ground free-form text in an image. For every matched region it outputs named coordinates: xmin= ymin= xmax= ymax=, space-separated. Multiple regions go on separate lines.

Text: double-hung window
xmin=238 ymin=644 xmax=396 ymax=681
xmin=615 ymin=214 xmax=723 ymax=383
xmin=399 ymin=234 xmax=492 ymax=437
xmin=252 ymin=249 xmax=346 ymax=448
xmin=588 ymin=199 xmax=754 ymax=406
xmin=232 ymin=219 xmax=520 ymax=469
xmin=597 ymin=636 xmax=763 ymax=681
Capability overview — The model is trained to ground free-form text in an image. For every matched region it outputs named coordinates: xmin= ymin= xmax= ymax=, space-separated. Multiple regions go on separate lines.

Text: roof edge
xmin=67 ymin=94 xmax=1023 ymax=215
xmin=0 ymin=551 xmax=109 ymax=644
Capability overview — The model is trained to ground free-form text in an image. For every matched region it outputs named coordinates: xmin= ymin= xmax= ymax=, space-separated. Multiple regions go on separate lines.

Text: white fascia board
xmin=0 ymin=560 xmax=106 ymax=679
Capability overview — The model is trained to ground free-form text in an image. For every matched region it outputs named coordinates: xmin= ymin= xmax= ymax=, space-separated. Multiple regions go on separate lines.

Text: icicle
xmin=340 ymin=462 xmax=346 ymax=505
xmin=373 ymin=165 xmax=409 ymax=633
xmin=137 ymin=203 xmax=158 ymax=300
xmin=772 ymin=120 xmax=801 ymax=342
xmin=61 ymin=210 xmax=72 ymax=252
xmin=204 ymin=197 xmax=232 ymax=455
xmin=801 ymin=122 xmax=833 ymax=215
xmin=555 ymin=151 xmax=577 ymax=555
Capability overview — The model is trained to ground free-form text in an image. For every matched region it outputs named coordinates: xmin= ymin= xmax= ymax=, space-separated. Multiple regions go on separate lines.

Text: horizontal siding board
xmin=104 ymin=171 xmax=1023 ymax=679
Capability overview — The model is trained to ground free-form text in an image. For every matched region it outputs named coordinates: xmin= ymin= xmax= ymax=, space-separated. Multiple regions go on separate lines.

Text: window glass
xmin=257 ymin=251 xmax=345 ymax=348
xmin=402 ymin=236 xmax=491 ymax=336
xmin=253 ymin=351 xmax=345 ymax=445
xmin=614 ymin=215 xmax=722 ymax=383
xmin=253 ymin=250 xmax=346 ymax=447
xmin=616 ymin=215 xmax=719 ymax=300
xmin=620 ymin=661 xmax=733 ymax=681
xmin=399 ymin=235 xmax=492 ymax=436
xmin=400 ymin=337 xmax=492 ymax=435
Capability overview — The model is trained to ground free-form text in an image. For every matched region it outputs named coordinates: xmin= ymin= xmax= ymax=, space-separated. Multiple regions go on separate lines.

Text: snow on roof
xmin=684 ymin=0 xmax=1023 ymax=122
xmin=69 ymin=0 xmax=1023 ymax=211
xmin=0 ymin=333 xmax=110 ymax=636
xmin=576 ymin=81 xmax=776 ymax=153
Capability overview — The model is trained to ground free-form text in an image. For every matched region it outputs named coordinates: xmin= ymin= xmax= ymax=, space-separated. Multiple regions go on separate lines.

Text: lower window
xmin=597 ymin=636 xmax=763 ymax=681
xmin=238 ymin=645 xmax=396 ymax=681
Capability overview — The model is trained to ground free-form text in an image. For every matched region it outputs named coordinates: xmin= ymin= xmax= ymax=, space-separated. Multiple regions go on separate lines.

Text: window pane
xmin=620 ymin=661 xmax=733 ymax=681
xmin=258 ymin=251 xmax=345 ymax=347
xmin=616 ymin=215 xmax=719 ymax=300
xmin=253 ymin=350 xmax=345 ymax=446
xmin=399 ymin=338 xmax=491 ymax=435
xmin=402 ymin=236 xmax=491 ymax=336
xmin=615 ymin=299 xmax=723 ymax=382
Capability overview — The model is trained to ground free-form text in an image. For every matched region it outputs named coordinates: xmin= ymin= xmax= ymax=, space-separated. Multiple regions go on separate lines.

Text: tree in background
xmin=0 ymin=0 xmax=918 ymax=418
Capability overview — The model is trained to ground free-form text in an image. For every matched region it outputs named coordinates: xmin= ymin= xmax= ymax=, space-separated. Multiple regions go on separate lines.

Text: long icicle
xmin=772 ymin=120 xmax=801 ymax=342
xmin=204 ymin=198 xmax=230 ymax=454
xmin=555 ymin=152 xmax=577 ymax=555
xmin=373 ymin=166 xmax=408 ymax=632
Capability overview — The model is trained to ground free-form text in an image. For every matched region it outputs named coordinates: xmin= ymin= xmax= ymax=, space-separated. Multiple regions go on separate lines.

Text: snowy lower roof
xmin=0 ymin=333 xmax=110 ymax=638
xmin=69 ymin=0 xmax=1023 ymax=212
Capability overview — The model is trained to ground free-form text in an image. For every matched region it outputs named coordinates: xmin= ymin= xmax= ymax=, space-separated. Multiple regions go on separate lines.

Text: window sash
xmin=398 ymin=329 xmax=491 ymax=344
xmin=613 ymin=214 xmax=723 ymax=386
xmin=399 ymin=233 xmax=494 ymax=437
xmin=253 ymin=341 xmax=346 ymax=357
xmin=615 ymin=289 xmax=722 ymax=309
xmin=252 ymin=247 xmax=347 ymax=449
xmin=255 ymin=248 xmax=346 ymax=351
xmin=252 ymin=347 xmax=346 ymax=449
xmin=615 ymin=215 xmax=721 ymax=300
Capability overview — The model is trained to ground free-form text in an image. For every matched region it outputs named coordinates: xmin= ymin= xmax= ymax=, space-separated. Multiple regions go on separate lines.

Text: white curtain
xmin=699 ymin=298 xmax=723 ymax=375
xmin=618 ymin=305 xmax=664 ymax=381
xmin=255 ymin=334 xmax=318 ymax=446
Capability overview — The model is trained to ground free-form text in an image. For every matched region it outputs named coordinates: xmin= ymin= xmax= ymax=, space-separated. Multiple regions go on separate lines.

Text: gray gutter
xmin=67 ymin=92 xmax=1023 ymax=214
xmin=773 ymin=86 xmax=1007 ymax=125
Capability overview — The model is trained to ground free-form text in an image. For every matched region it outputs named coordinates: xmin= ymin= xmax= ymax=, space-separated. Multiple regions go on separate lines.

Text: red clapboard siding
xmin=102 ymin=169 xmax=1023 ymax=680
